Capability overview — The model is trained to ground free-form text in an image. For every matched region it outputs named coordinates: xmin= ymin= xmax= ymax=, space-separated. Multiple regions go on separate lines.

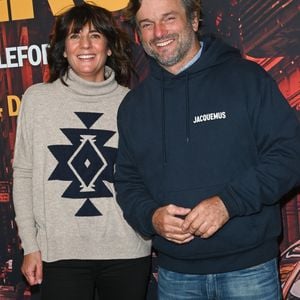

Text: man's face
xmin=136 ymin=0 xmax=199 ymax=74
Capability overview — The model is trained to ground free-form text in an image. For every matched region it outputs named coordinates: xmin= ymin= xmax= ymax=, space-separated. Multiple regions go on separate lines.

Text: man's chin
xmin=157 ymin=56 xmax=180 ymax=67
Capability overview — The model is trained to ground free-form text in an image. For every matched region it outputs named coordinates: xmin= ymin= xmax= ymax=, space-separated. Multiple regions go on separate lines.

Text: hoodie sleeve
xmin=219 ymin=75 xmax=300 ymax=218
xmin=115 ymin=102 xmax=160 ymax=237
xmin=13 ymin=91 xmax=40 ymax=255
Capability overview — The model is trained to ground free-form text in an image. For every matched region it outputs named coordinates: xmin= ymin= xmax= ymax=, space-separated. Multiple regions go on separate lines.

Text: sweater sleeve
xmin=13 ymin=93 xmax=39 ymax=255
xmin=219 ymin=76 xmax=300 ymax=218
xmin=115 ymin=103 xmax=160 ymax=238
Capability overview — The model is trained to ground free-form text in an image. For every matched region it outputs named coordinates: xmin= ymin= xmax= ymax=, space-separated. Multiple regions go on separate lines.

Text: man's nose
xmin=153 ymin=23 xmax=168 ymax=38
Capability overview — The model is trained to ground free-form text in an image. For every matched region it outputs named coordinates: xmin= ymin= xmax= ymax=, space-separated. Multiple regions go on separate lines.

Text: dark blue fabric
xmin=115 ymin=36 xmax=300 ymax=274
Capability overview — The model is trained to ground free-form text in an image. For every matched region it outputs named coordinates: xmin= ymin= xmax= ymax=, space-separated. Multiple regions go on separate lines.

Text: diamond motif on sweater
xmin=48 ymin=112 xmax=116 ymax=217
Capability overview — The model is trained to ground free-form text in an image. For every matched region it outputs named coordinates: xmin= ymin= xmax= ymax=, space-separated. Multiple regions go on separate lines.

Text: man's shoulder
xmin=228 ymin=56 xmax=269 ymax=78
xmin=118 ymin=78 xmax=157 ymax=121
xmin=123 ymin=78 xmax=154 ymax=104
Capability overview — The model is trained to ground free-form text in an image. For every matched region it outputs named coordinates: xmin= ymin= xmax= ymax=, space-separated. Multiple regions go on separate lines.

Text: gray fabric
xmin=13 ymin=67 xmax=151 ymax=262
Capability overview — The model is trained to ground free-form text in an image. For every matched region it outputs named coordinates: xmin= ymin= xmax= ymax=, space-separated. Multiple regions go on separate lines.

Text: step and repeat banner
xmin=0 ymin=0 xmax=299 ymax=299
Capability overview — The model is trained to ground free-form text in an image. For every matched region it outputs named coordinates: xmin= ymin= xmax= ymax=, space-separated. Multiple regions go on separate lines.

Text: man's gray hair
xmin=124 ymin=0 xmax=201 ymax=29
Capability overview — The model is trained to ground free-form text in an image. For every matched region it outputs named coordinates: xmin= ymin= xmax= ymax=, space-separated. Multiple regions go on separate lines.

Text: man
xmin=115 ymin=0 xmax=300 ymax=298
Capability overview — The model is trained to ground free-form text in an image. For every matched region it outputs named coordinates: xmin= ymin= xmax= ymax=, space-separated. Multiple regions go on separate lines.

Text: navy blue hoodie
xmin=115 ymin=36 xmax=300 ymax=274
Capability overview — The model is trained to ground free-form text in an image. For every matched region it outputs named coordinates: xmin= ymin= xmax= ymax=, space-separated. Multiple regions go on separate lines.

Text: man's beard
xmin=142 ymin=28 xmax=195 ymax=67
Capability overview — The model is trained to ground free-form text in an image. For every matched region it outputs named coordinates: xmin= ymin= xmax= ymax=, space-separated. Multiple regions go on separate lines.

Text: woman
xmin=13 ymin=3 xmax=151 ymax=300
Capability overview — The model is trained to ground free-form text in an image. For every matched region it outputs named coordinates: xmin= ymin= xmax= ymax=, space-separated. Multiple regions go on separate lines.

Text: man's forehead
xmin=136 ymin=0 xmax=185 ymax=20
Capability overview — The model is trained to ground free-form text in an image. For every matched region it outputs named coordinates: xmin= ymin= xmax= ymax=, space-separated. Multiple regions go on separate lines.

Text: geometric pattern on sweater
xmin=48 ymin=112 xmax=117 ymax=217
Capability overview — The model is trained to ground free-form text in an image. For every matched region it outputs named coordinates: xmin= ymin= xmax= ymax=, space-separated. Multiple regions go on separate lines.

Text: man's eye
xmin=141 ymin=23 xmax=153 ymax=29
xmin=165 ymin=16 xmax=175 ymax=22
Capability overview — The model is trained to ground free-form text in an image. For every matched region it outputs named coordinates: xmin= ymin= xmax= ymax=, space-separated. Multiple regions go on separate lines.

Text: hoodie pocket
xmin=160 ymin=183 xmax=227 ymax=208
xmin=153 ymin=184 xmax=280 ymax=259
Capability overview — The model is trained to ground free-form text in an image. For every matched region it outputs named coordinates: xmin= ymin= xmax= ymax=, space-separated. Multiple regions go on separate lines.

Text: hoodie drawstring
xmin=161 ymin=78 xmax=167 ymax=164
xmin=185 ymin=73 xmax=190 ymax=143
xmin=161 ymin=72 xmax=191 ymax=164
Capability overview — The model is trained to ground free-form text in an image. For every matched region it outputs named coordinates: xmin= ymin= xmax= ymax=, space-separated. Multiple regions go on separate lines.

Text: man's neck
xmin=162 ymin=41 xmax=202 ymax=74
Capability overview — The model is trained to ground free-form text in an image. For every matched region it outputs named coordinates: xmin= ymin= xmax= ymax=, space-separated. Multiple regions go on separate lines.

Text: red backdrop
xmin=0 ymin=1 xmax=299 ymax=299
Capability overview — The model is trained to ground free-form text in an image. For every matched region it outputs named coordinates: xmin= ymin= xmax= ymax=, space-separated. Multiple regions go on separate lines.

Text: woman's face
xmin=64 ymin=23 xmax=112 ymax=82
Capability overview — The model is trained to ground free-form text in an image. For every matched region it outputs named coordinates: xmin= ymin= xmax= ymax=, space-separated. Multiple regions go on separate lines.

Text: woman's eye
xmin=69 ymin=33 xmax=80 ymax=39
xmin=90 ymin=33 xmax=101 ymax=39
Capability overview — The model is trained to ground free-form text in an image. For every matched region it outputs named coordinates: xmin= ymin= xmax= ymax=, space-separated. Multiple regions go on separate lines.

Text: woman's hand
xmin=21 ymin=251 xmax=43 ymax=285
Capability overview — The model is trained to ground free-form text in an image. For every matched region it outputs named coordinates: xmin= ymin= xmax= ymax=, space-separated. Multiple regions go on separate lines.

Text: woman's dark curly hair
xmin=47 ymin=3 xmax=133 ymax=86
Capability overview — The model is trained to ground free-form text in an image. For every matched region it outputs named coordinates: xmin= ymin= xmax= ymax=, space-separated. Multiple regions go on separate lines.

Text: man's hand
xmin=21 ymin=251 xmax=43 ymax=286
xmin=182 ymin=196 xmax=229 ymax=238
xmin=152 ymin=204 xmax=194 ymax=244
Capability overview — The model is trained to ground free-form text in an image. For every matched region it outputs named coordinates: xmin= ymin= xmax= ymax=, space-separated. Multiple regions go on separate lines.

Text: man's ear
xmin=191 ymin=11 xmax=200 ymax=32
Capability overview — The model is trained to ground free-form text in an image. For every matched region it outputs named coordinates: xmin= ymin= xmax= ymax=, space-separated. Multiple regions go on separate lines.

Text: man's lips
xmin=155 ymin=39 xmax=174 ymax=47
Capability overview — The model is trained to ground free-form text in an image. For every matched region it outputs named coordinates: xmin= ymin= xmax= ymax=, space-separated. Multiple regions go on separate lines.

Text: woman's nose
xmin=79 ymin=36 xmax=91 ymax=48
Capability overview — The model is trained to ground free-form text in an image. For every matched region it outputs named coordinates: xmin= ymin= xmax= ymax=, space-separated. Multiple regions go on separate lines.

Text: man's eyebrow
xmin=138 ymin=11 xmax=178 ymax=24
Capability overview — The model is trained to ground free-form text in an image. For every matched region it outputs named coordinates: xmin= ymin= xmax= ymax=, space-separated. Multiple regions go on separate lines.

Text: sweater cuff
xmin=19 ymin=227 xmax=40 ymax=255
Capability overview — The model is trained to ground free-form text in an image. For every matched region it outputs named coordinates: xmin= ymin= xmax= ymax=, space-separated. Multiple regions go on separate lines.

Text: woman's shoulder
xmin=23 ymin=81 xmax=57 ymax=97
xmin=20 ymin=81 xmax=60 ymax=111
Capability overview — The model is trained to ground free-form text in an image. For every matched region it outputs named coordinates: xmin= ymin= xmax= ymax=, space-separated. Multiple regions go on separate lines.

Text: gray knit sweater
xmin=13 ymin=67 xmax=151 ymax=262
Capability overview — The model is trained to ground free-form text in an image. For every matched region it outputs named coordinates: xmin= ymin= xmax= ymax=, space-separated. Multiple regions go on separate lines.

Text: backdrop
xmin=0 ymin=0 xmax=299 ymax=299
